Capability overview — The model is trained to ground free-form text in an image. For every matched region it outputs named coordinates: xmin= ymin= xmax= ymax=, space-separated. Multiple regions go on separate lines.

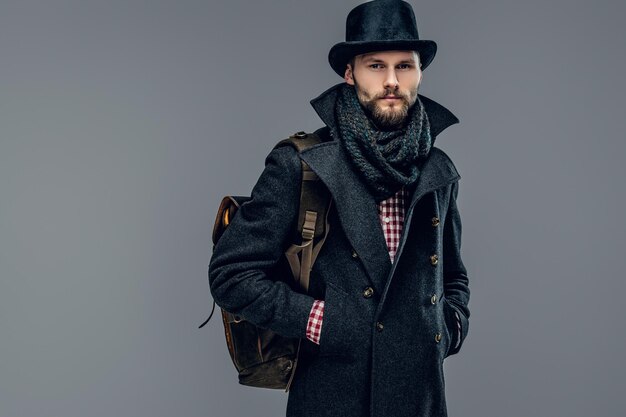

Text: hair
xmin=348 ymin=56 xmax=356 ymax=71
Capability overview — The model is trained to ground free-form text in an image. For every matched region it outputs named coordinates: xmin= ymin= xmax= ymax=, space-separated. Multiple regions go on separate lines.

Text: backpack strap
xmin=274 ymin=131 xmax=333 ymax=294
xmin=274 ymin=131 xmax=332 ymax=392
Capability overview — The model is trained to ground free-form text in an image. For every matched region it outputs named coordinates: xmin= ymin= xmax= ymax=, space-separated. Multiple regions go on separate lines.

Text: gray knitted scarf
xmin=334 ymin=83 xmax=432 ymax=202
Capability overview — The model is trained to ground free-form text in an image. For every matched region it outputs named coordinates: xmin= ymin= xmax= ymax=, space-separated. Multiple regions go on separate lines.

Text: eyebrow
xmin=361 ymin=56 xmax=416 ymax=64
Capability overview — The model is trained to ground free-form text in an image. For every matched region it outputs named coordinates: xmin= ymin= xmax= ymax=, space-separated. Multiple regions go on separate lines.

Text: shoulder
xmin=428 ymin=146 xmax=462 ymax=180
xmin=266 ymin=127 xmax=333 ymax=165
xmin=264 ymin=143 xmax=301 ymax=178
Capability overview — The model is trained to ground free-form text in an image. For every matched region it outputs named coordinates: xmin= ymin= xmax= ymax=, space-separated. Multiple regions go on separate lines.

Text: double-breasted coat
xmin=208 ymin=82 xmax=471 ymax=417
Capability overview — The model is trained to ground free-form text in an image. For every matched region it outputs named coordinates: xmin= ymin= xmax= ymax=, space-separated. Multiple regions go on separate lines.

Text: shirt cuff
xmin=306 ymin=299 xmax=325 ymax=345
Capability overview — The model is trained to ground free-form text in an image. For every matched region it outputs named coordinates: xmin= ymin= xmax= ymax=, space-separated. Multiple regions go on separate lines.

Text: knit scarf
xmin=334 ymin=83 xmax=432 ymax=202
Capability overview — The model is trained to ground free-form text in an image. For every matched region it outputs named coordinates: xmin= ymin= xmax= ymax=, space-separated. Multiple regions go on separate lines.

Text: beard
xmin=354 ymin=79 xmax=418 ymax=131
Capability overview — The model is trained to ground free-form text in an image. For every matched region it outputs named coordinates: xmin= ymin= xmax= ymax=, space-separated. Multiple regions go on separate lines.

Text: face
xmin=344 ymin=50 xmax=422 ymax=130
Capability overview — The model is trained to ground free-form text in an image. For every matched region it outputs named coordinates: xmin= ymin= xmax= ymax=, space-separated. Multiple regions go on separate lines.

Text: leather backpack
xmin=199 ymin=131 xmax=332 ymax=392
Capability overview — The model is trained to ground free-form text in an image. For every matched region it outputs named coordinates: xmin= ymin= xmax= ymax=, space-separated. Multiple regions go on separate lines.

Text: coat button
xmin=431 ymin=294 xmax=437 ymax=304
xmin=431 ymin=216 xmax=440 ymax=227
xmin=376 ymin=322 xmax=384 ymax=332
xmin=351 ymin=249 xmax=359 ymax=258
xmin=363 ymin=287 xmax=374 ymax=298
xmin=435 ymin=333 xmax=442 ymax=343
xmin=430 ymin=254 xmax=439 ymax=265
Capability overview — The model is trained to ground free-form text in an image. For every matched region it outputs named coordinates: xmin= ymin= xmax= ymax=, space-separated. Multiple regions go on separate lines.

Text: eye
xmin=397 ymin=64 xmax=413 ymax=70
xmin=369 ymin=64 xmax=383 ymax=69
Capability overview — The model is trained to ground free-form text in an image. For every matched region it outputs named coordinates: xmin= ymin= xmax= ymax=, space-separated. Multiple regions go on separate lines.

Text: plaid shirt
xmin=306 ymin=185 xmax=461 ymax=347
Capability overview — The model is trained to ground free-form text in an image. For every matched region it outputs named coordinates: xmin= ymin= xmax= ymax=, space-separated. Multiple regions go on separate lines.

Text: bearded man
xmin=209 ymin=1 xmax=471 ymax=416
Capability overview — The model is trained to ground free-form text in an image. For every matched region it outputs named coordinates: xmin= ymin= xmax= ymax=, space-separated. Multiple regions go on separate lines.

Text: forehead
xmin=356 ymin=50 xmax=419 ymax=62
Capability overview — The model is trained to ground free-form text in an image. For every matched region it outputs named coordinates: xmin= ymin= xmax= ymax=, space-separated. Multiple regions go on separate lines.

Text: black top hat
xmin=328 ymin=0 xmax=437 ymax=77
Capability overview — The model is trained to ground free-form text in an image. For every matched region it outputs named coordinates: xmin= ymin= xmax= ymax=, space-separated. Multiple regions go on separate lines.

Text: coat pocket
xmin=442 ymin=297 xmax=459 ymax=358
xmin=317 ymin=281 xmax=355 ymax=359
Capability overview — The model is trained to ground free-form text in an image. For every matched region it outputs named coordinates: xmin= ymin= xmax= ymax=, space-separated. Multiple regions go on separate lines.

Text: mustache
xmin=377 ymin=90 xmax=408 ymax=101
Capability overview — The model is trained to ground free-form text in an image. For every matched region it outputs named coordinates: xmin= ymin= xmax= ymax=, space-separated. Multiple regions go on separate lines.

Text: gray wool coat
xmin=208 ymin=82 xmax=471 ymax=417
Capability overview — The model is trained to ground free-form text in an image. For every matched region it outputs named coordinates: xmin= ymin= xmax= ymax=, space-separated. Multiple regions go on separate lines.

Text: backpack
xmin=199 ymin=131 xmax=333 ymax=392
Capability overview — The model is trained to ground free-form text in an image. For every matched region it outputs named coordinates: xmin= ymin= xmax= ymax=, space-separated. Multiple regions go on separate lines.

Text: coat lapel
xmin=385 ymin=149 xmax=460 ymax=290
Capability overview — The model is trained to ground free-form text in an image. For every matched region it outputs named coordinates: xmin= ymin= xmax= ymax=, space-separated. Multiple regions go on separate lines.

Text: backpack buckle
xmin=302 ymin=210 xmax=317 ymax=240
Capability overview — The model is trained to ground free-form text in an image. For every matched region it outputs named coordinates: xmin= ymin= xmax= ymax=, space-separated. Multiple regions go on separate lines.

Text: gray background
xmin=1 ymin=0 xmax=624 ymax=416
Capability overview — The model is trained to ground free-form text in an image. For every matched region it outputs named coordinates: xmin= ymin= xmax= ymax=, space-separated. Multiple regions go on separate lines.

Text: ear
xmin=344 ymin=64 xmax=355 ymax=85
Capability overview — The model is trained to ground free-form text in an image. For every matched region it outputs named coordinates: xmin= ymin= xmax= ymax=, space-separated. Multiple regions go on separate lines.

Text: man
xmin=208 ymin=1 xmax=470 ymax=416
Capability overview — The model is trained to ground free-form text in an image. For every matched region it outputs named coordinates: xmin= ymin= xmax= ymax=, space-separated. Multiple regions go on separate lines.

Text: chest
xmin=305 ymin=185 xmax=450 ymax=298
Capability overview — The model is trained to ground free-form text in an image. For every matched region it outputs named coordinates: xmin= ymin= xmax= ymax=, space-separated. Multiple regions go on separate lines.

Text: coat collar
xmin=309 ymin=82 xmax=460 ymax=143
xmin=300 ymin=82 xmax=461 ymax=293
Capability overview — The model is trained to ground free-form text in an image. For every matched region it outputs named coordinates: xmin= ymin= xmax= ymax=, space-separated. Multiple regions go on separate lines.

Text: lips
xmin=380 ymin=95 xmax=403 ymax=101
xmin=381 ymin=96 xmax=402 ymax=104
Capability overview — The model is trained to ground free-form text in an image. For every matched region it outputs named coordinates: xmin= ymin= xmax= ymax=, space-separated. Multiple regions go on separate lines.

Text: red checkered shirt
xmin=305 ymin=185 xmax=461 ymax=347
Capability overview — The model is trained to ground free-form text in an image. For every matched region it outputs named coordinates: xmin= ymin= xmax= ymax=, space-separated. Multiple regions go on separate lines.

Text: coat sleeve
xmin=442 ymin=180 xmax=471 ymax=356
xmin=208 ymin=145 xmax=316 ymax=340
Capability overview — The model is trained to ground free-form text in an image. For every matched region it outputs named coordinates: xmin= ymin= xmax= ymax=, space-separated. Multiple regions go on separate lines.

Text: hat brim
xmin=328 ymin=39 xmax=437 ymax=78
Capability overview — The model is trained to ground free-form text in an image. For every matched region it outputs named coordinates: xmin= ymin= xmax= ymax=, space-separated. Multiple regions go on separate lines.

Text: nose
xmin=383 ymin=68 xmax=399 ymax=91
